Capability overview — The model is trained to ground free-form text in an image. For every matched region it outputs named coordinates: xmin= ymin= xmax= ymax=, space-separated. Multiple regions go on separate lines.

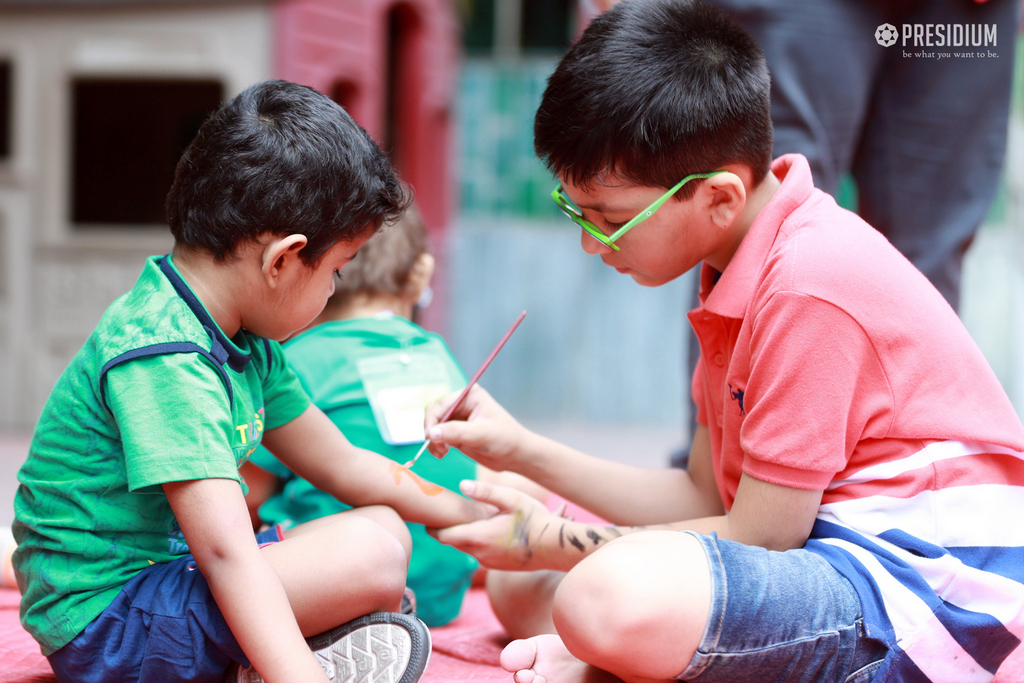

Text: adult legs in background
xmin=853 ymin=0 xmax=1020 ymax=311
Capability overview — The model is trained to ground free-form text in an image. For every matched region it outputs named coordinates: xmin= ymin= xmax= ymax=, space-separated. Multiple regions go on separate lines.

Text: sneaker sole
xmin=236 ymin=612 xmax=431 ymax=683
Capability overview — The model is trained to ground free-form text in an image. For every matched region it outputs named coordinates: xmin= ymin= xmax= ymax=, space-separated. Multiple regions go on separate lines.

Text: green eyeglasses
xmin=551 ymin=171 xmax=725 ymax=251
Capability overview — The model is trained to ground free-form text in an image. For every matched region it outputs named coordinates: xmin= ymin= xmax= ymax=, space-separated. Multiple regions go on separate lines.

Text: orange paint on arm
xmin=388 ymin=461 xmax=444 ymax=496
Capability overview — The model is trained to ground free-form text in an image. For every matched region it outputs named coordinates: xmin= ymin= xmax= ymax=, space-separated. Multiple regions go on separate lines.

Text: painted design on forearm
xmin=387 ymin=462 xmax=444 ymax=496
xmin=585 ymin=528 xmax=603 ymax=545
xmin=558 ymin=523 xmax=566 ymax=549
xmin=566 ymin=531 xmax=586 ymax=552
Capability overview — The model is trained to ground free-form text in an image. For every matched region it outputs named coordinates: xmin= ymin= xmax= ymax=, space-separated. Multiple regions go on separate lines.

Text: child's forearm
xmin=435 ymin=471 xmax=821 ymax=573
xmin=510 ymin=430 xmax=724 ymax=526
xmin=265 ymin=406 xmax=488 ymax=526
xmin=331 ymin=449 xmax=490 ymax=528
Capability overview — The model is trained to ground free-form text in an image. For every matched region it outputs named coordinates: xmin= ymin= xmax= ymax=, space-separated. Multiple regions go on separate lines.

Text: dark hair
xmin=328 ymin=200 xmax=430 ymax=308
xmin=534 ymin=0 xmax=772 ymax=200
xmin=166 ymin=80 xmax=411 ymax=265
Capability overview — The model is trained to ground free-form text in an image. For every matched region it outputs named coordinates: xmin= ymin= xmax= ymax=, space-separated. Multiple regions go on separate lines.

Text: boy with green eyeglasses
xmin=421 ymin=1 xmax=1024 ymax=683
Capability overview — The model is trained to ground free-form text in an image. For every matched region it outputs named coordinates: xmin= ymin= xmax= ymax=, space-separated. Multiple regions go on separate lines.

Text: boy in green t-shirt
xmin=13 ymin=80 xmax=491 ymax=683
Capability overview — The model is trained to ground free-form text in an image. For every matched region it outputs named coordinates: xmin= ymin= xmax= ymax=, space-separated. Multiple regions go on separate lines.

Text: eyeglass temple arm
xmin=605 ymin=171 xmax=726 ymax=242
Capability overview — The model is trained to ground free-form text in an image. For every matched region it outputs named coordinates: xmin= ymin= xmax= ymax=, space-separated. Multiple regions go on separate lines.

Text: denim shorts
xmin=676 ymin=532 xmax=888 ymax=683
xmin=48 ymin=525 xmax=284 ymax=683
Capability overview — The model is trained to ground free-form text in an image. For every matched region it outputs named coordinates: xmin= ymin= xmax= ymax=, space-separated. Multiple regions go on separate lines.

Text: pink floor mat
xmin=2 ymin=584 xmax=1022 ymax=682
xmin=0 ymin=585 xmax=511 ymax=683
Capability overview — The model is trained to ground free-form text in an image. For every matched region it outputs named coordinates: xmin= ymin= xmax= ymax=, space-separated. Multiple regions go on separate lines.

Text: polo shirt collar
xmin=700 ymin=153 xmax=815 ymax=319
xmin=158 ymin=254 xmax=252 ymax=373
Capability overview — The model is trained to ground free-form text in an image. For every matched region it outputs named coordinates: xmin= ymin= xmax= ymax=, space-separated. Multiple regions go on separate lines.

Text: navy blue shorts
xmin=47 ymin=525 xmax=284 ymax=683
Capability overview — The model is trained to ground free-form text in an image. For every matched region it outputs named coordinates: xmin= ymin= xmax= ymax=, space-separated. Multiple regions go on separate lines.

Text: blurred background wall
xmin=0 ymin=0 xmax=1019 ymax=471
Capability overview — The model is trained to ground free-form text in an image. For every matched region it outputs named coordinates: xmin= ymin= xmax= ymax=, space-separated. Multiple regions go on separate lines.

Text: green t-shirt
xmin=249 ymin=315 xmax=478 ymax=626
xmin=13 ymin=255 xmax=311 ymax=655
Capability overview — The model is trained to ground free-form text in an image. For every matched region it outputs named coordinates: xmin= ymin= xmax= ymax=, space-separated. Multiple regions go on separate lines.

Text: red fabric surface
xmin=0 ymin=586 xmax=513 ymax=683
xmin=2 ymin=584 xmax=1022 ymax=682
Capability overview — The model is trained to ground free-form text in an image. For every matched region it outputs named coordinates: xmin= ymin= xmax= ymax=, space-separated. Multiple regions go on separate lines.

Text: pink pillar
xmin=272 ymin=0 xmax=457 ymax=334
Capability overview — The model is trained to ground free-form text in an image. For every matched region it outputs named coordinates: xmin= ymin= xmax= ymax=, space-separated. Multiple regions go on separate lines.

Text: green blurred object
xmin=836 ymin=173 xmax=858 ymax=213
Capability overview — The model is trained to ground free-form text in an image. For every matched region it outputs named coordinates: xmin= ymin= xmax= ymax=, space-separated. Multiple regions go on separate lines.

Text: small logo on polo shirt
xmin=728 ymin=383 xmax=745 ymax=416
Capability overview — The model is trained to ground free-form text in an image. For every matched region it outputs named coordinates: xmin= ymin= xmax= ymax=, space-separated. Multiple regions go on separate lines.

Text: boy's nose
xmin=580 ymin=231 xmax=614 ymax=255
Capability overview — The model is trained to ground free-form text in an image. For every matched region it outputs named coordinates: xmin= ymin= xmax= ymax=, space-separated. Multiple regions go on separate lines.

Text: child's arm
xmin=433 ymin=471 xmax=822 ymax=572
xmin=260 ymin=405 xmax=493 ymax=529
xmin=424 ymin=385 xmax=725 ymax=526
xmin=163 ymin=477 xmax=329 ymax=683
xmin=424 ymin=386 xmax=822 ymax=571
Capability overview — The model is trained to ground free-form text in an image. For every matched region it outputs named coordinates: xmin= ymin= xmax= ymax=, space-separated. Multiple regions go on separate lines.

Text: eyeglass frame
xmin=551 ymin=171 xmax=725 ymax=252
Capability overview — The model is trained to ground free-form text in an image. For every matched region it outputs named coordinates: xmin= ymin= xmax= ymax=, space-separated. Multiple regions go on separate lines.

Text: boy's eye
xmin=604 ymin=220 xmax=626 ymax=231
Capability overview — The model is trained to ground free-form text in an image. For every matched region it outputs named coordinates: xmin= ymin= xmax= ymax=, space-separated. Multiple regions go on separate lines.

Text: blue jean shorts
xmin=48 ymin=525 xmax=284 ymax=683
xmin=676 ymin=532 xmax=888 ymax=683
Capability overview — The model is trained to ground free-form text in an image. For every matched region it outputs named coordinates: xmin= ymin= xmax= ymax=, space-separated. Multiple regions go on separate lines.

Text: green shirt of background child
xmin=243 ymin=205 xmax=480 ymax=627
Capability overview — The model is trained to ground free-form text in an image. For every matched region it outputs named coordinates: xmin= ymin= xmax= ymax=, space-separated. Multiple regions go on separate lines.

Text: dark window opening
xmin=385 ymin=4 xmax=419 ymax=165
xmin=330 ymin=80 xmax=359 ymax=113
xmin=72 ymin=78 xmax=223 ymax=226
xmin=458 ymin=0 xmax=573 ymax=54
xmin=0 ymin=61 xmax=11 ymax=159
xmin=521 ymin=0 xmax=572 ymax=51
xmin=460 ymin=0 xmax=495 ymax=54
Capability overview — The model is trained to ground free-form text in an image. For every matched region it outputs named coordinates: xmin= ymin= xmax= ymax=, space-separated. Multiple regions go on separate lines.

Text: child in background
xmin=13 ymin=80 xmax=491 ymax=683
xmin=242 ymin=204 xmax=482 ymax=626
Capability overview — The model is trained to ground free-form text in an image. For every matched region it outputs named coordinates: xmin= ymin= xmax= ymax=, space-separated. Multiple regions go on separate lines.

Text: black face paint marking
xmin=559 ymin=523 xmax=566 ymax=548
xmin=567 ymin=533 xmax=585 ymax=552
xmin=586 ymin=529 xmax=603 ymax=545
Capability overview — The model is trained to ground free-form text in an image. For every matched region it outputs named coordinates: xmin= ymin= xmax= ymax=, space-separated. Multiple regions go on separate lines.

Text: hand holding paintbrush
xmin=404 ymin=310 xmax=527 ymax=468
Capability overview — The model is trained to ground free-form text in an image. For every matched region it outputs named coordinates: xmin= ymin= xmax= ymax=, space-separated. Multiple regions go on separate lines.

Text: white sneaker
xmin=235 ymin=612 xmax=431 ymax=683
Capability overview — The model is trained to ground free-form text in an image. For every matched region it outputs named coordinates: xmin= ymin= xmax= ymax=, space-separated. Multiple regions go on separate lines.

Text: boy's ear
xmin=261 ymin=234 xmax=309 ymax=286
xmin=703 ymin=172 xmax=747 ymax=230
xmin=405 ymin=253 xmax=436 ymax=300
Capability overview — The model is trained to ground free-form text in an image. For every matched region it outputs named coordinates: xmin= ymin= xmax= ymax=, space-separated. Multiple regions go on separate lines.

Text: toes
xmin=501 ymin=638 xmax=539 ymax=673
xmin=513 ymin=670 xmax=537 ymax=683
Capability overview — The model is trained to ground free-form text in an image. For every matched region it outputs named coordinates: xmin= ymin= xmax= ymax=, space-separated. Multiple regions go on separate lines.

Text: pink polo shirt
xmin=690 ymin=154 xmax=1024 ymax=510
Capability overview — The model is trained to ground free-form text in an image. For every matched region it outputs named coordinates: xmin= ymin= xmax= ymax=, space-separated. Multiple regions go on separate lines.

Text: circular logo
xmin=875 ymin=23 xmax=898 ymax=47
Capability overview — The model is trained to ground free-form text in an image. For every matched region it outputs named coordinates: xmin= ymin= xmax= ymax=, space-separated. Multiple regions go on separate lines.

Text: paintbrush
xmin=404 ymin=310 xmax=527 ymax=467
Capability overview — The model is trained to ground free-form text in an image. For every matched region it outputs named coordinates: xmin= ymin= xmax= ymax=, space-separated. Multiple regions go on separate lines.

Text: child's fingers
xmin=458 ymin=479 xmax=533 ymax=514
xmin=424 ymin=390 xmax=461 ymax=428
xmin=426 ymin=420 xmax=484 ymax=455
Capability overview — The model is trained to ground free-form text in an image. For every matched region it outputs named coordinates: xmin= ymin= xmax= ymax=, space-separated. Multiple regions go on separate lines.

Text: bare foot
xmin=500 ymin=635 xmax=621 ymax=683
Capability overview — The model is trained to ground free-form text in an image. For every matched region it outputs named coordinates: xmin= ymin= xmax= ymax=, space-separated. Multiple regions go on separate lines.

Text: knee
xmin=551 ymin=540 xmax=649 ymax=657
xmin=353 ymin=505 xmax=413 ymax=564
xmin=337 ymin=514 xmax=409 ymax=604
xmin=551 ymin=532 xmax=711 ymax=677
